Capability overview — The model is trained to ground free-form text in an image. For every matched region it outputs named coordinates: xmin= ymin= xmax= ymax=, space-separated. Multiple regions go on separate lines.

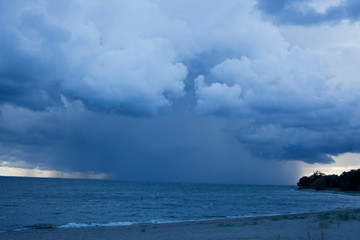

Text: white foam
xmin=58 ymin=218 xmax=201 ymax=230
xmin=149 ymin=219 xmax=187 ymax=224
xmin=37 ymin=214 xmax=294 ymax=231
xmin=59 ymin=221 xmax=135 ymax=229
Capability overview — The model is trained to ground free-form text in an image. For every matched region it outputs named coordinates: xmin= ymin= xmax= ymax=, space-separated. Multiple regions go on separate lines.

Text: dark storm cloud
xmin=194 ymin=47 xmax=360 ymax=163
xmin=0 ymin=0 xmax=187 ymax=115
xmin=0 ymin=2 xmax=76 ymax=111
xmin=0 ymin=102 xmax=300 ymax=184
xmin=256 ymin=0 xmax=360 ymax=25
xmin=0 ymin=21 xmax=63 ymax=110
xmin=0 ymin=0 xmax=360 ymax=183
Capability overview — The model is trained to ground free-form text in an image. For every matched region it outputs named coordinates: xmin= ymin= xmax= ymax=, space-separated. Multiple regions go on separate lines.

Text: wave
xmin=12 ymin=221 xmax=136 ymax=232
xmin=14 ymin=217 xmax=229 ymax=232
xmin=59 ymin=221 xmax=135 ymax=228
xmin=8 ymin=208 xmax=356 ymax=232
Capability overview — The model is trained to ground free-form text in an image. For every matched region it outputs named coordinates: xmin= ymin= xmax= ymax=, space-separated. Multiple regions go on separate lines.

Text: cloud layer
xmin=0 ymin=0 xmax=189 ymax=115
xmin=0 ymin=0 xmax=360 ymax=183
xmin=256 ymin=0 xmax=360 ymax=25
xmin=194 ymin=44 xmax=360 ymax=162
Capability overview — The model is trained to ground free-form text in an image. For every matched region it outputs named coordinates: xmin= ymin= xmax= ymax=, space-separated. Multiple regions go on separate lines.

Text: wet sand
xmin=2 ymin=209 xmax=360 ymax=240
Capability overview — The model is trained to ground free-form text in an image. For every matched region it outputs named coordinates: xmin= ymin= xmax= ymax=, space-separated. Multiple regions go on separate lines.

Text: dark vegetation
xmin=297 ymin=169 xmax=360 ymax=191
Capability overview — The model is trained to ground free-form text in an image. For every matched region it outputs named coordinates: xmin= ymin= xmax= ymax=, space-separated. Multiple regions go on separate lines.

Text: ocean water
xmin=1 ymin=176 xmax=360 ymax=232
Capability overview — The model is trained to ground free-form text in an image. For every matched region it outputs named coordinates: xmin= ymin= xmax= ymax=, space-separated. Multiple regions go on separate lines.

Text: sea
xmin=1 ymin=176 xmax=360 ymax=232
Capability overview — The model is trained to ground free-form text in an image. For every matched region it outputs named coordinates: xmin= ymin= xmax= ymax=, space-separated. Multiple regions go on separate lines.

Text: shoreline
xmin=4 ymin=208 xmax=357 ymax=232
xmin=297 ymin=188 xmax=360 ymax=197
xmin=2 ymin=208 xmax=360 ymax=240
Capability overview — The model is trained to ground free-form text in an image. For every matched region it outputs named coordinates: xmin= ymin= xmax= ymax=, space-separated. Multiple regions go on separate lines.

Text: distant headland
xmin=297 ymin=169 xmax=360 ymax=191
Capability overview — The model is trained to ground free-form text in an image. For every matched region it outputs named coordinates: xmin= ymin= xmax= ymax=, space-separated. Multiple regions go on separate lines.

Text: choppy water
xmin=1 ymin=176 xmax=360 ymax=232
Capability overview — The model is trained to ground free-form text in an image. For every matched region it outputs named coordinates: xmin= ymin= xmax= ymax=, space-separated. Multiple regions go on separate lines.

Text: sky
xmin=0 ymin=0 xmax=360 ymax=185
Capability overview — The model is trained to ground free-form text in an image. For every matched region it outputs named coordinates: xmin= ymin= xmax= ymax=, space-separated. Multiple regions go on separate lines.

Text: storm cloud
xmin=0 ymin=0 xmax=360 ymax=183
xmin=256 ymin=0 xmax=360 ymax=25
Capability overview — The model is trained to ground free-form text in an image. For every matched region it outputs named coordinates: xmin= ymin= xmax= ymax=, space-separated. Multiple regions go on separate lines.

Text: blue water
xmin=1 ymin=176 xmax=360 ymax=232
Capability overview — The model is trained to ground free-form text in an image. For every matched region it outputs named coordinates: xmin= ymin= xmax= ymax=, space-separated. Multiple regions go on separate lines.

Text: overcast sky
xmin=1 ymin=0 xmax=360 ymax=184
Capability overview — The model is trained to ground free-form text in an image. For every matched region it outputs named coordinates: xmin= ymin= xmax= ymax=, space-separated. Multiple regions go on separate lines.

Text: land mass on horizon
xmin=298 ymin=169 xmax=360 ymax=191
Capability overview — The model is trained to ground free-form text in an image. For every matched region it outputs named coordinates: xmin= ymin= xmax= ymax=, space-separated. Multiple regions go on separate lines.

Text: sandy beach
xmin=2 ymin=209 xmax=360 ymax=240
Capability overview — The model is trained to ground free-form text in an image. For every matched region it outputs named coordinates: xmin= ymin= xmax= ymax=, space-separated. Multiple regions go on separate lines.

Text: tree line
xmin=297 ymin=169 xmax=360 ymax=191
